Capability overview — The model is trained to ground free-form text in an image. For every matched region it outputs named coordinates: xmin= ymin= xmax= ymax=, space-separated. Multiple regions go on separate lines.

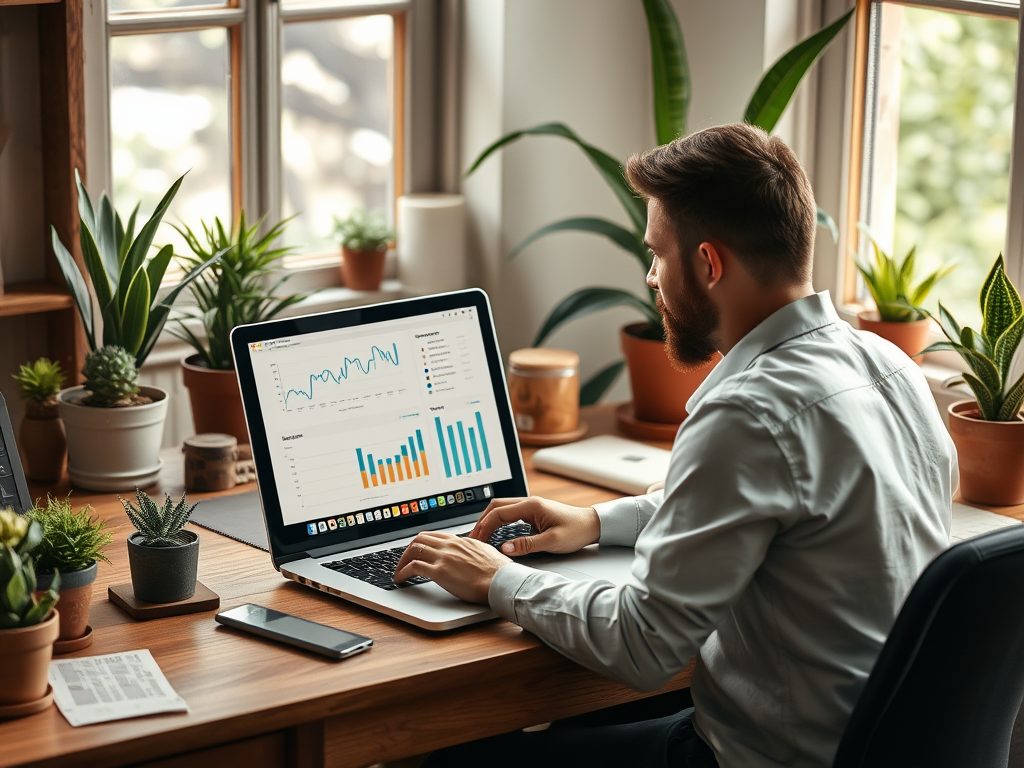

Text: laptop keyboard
xmin=321 ymin=523 xmax=535 ymax=591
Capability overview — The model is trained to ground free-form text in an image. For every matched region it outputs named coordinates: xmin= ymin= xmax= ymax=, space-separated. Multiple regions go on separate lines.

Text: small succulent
xmin=332 ymin=208 xmax=393 ymax=253
xmin=27 ymin=496 xmax=112 ymax=574
xmin=856 ymin=228 xmax=957 ymax=322
xmin=13 ymin=358 xmax=66 ymax=405
xmin=119 ymin=489 xmax=197 ymax=548
xmin=83 ymin=345 xmax=140 ymax=407
xmin=0 ymin=508 xmax=60 ymax=629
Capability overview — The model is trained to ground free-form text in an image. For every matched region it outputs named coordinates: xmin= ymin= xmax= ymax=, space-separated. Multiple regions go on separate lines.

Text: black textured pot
xmin=126 ymin=531 xmax=199 ymax=603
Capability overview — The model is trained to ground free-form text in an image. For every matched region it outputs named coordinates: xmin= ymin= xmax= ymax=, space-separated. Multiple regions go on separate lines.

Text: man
xmin=394 ymin=123 xmax=957 ymax=768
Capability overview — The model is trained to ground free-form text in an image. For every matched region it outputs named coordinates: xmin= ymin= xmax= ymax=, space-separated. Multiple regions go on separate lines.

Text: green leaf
xmin=960 ymin=346 xmax=1001 ymax=397
xmin=508 ymin=216 xmax=649 ymax=271
xmin=982 ymin=255 xmax=1023 ymax=345
xmin=78 ymin=222 xmax=113 ymax=312
xmin=533 ymin=288 xmax=660 ymax=346
xmin=816 ymin=207 xmax=838 ymax=242
xmin=743 ymin=7 xmax=855 ymax=132
xmin=465 ymin=123 xmax=646 ymax=233
xmin=979 ymin=254 xmax=1003 ymax=317
xmin=897 ymin=245 xmax=917 ymax=292
xmin=74 ymin=169 xmax=95 ymax=234
xmin=960 ymin=327 xmax=990 ymax=358
xmin=935 ymin=303 xmax=962 ymax=345
xmin=580 ymin=360 xmax=626 ymax=406
xmin=119 ymin=203 xmax=140 ymax=266
xmin=642 ymin=0 xmax=689 ymax=144
xmin=145 ymin=244 xmax=174 ymax=301
xmin=50 ymin=225 xmax=96 ymax=350
xmin=121 ymin=267 xmax=151 ymax=356
xmin=963 ymin=372 xmax=997 ymax=421
xmin=918 ymin=341 xmax=961 ymax=356
xmin=998 ymin=373 xmax=1024 ymax=421
xmin=119 ymin=173 xmax=186 ymax=309
xmin=909 ymin=261 xmax=957 ymax=307
xmin=96 ymin=194 xmax=120 ymax=280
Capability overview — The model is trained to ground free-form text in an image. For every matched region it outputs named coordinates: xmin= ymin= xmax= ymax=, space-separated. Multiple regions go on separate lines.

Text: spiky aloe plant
xmin=82 ymin=346 xmax=140 ymax=407
xmin=119 ymin=489 xmax=197 ymax=548
xmin=0 ymin=509 xmax=60 ymax=629
xmin=924 ymin=255 xmax=1024 ymax=421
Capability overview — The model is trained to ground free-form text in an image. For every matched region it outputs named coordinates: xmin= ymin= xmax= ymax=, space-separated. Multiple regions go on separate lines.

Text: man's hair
xmin=625 ymin=123 xmax=816 ymax=285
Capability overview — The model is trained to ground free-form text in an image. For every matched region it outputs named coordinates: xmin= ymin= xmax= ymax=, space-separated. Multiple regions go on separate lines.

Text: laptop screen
xmin=232 ymin=290 xmax=527 ymax=564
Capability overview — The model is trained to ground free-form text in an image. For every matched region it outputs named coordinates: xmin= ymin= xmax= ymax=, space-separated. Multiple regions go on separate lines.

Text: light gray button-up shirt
xmin=489 ymin=292 xmax=957 ymax=768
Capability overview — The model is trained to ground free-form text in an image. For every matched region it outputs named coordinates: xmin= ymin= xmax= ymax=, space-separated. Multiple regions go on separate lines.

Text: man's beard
xmin=656 ymin=267 xmax=720 ymax=371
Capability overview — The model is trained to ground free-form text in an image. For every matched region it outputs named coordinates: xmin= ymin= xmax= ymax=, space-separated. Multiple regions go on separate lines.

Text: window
xmin=847 ymin=0 xmax=1023 ymax=327
xmin=86 ymin=0 xmax=427 ymax=275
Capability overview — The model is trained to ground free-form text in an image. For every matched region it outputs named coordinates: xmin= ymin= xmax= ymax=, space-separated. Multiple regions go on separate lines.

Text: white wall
xmin=460 ymin=0 xmax=787 ymax=401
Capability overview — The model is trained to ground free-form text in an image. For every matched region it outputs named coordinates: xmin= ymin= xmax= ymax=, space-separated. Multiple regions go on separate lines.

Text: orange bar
xmin=378 ymin=461 xmax=387 ymax=484
xmin=387 ymin=462 xmax=397 ymax=483
xmin=403 ymin=455 xmax=413 ymax=479
xmin=360 ymin=471 xmax=369 ymax=489
xmin=371 ymin=473 xmax=378 ymax=487
xmin=420 ymin=451 xmax=430 ymax=476
xmin=412 ymin=458 xmax=421 ymax=477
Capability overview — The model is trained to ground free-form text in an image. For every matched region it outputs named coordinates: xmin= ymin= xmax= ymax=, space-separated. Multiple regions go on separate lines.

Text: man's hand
xmin=469 ymin=497 xmax=601 ymax=557
xmin=393 ymin=531 xmax=510 ymax=604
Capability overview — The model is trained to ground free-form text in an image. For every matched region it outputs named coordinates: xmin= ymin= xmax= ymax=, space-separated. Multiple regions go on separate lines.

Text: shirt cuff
xmin=594 ymin=497 xmax=641 ymax=547
xmin=488 ymin=562 xmax=535 ymax=623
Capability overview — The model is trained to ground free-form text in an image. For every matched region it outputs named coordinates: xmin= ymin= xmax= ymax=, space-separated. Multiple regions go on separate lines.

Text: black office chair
xmin=833 ymin=525 xmax=1024 ymax=768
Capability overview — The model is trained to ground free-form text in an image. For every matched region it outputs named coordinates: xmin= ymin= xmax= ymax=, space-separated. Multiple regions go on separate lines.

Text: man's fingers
xmin=394 ymin=558 xmax=440 ymax=584
xmin=498 ymin=529 xmax=558 ymax=557
xmin=393 ymin=537 xmax=439 ymax=578
xmin=471 ymin=499 xmax=531 ymax=540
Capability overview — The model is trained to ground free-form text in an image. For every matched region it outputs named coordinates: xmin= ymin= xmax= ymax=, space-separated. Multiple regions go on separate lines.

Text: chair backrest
xmin=833 ymin=525 xmax=1024 ymax=768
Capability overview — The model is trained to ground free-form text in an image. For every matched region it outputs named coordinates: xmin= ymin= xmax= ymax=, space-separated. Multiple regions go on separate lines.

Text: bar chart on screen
xmin=356 ymin=430 xmax=431 ymax=489
xmin=434 ymin=411 xmax=492 ymax=479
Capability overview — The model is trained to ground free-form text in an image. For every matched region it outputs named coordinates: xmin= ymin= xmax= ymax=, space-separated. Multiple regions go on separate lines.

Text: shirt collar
xmin=686 ymin=291 xmax=841 ymax=412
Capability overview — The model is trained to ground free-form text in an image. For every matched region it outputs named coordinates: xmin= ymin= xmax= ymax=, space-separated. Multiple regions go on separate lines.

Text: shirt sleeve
xmin=593 ymin=490 xmax=664 ymax=547
xmin=488 ymin=401 xmax=799 ymax=692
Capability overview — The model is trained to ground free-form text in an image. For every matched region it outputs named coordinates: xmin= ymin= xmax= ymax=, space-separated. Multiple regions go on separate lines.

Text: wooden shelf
xmin=0 ymin=281 xmax=74 ymax=318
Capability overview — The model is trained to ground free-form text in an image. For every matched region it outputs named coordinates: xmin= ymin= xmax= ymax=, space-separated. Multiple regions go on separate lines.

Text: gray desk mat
xmin=190 ymin=491 xmax=269 ymax=551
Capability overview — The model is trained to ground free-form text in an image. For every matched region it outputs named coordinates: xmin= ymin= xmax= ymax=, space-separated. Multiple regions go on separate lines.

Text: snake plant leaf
xmin=74 ymin=169 xmax=95 ymax=234
xmin=96 ymin=194 xmax=119 ymax=279
xmin=918 ymin=341 xmax=961 ymax=356
xmin=119 ymin=203 xmax=140 ymax=266
xmin=960 ymin=346 xmax=1001 ymax=398
xmin=816 ymin=207 xmax=838 ymax=242
xmin=963 ymin=372 xmax=997 ymax=421
xmin=121 ymin=267 xmax=151 ymax=356
xmin=642 ymin=0 xmax=689 ymax=144
xmin=534 ymin=287 xmax=662 ymax=347
xmin=909 ymin=261 xmax=957 ymax=307
xmin=935 ymin=304 xmax=962 ymax=344
xmin=119 ymin=172 xmax=186 ymax=309
xmin=78 ymin=221 xmax=114 ymax=311
xmin=743 ymin=7 xmax=855 ymax=133
xmin=580 ymin=359 xmax=627 ymax=406
xmin=979 ymin=253 xmax=1003 ymax=318
xmin=145 ymin=244 xmax=175 ymax=301
xmin=508 ymin=216 xmax=650 ymax=270
xmin=465 ymin=123 xmax=646 ymax=233
xmin=981 ymin=255 xmax=1022 ymax=344
xmin=994 ymin=312 xmax=1024 ymax=385
xmin=50 ymin=225 xmax=95 ymax=350
xmin=960 ymin=327 xmax=990 ymax=358
xmin=999 ymin=372 xmax=1024 ymax=421
xmin=898 ymin=245 xmax=917 ymax=290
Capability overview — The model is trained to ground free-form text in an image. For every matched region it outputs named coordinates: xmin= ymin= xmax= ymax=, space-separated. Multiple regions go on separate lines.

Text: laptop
xmin=231 ymin=288 xmax=637 ymax=630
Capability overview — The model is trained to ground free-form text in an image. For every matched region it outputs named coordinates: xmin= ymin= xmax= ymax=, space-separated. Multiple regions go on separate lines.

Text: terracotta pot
xmin=620 ymin=323 xmax=720 ymax=425
xmin=857 ymin=312 xmax=932 ymax=363
xmin=948 ymin=400 xmax=1024 ymax=506
xmin=36 ymin=562 xmax=97 ymax=641
xmin=341 ymin=246 xmax=387 ymax=291
xmin=181 ymin=356 xmax=249 ymax=444
xmin=0 ymin=610 xmax=59 ymax=706
xmin=18 ymin=401 xmax=66 ymax=483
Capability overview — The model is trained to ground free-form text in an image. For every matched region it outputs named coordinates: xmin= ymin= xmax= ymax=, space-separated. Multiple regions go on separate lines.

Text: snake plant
xmin=856 ymin=229 xmax=957 ymax=322
xmin=466 ymin=0 xmax=854 ymax=403
xmin=924 ymin=255 xmax=1024 ymax=421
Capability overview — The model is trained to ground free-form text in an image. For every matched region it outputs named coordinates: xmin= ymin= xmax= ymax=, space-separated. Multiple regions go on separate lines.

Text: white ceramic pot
xmin=58 ymin=385 xmax=168 ymax=491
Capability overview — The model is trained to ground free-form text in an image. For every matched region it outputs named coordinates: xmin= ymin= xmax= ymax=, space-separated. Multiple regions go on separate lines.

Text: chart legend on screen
xmin=434 ymin=412 xmax=491 ymax=478
xmin=356 ymin=430 xmax=430 ymax=488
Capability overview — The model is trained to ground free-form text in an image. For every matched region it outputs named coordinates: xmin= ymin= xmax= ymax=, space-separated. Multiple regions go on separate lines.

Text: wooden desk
xmin=1 ymin=404 xmax=691 ymax=768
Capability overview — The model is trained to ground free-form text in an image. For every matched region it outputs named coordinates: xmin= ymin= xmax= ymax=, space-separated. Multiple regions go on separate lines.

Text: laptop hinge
xmin=303 ymin=512 xmax=480 ymax=561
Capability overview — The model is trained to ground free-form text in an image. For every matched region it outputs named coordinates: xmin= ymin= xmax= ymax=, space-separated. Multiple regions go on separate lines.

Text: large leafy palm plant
xmin=467 ymin=0 xmax=854 ymax=403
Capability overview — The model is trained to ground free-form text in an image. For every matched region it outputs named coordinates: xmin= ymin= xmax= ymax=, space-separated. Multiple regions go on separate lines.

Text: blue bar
xmin=356 ymin=448 xmax=366 ymax=472
xmin=367 ymin=453 xmax=376 ymax=477
xmin=435 ymin=417 xmax=452 ymax=478
xmin=447 ymin=425 xmax=462 ymax=475
xmin=457 ymin=422 xmax=471 ymax=474
xmin=469 ymin=427 xmax=481 ymax=472
xmin=416 ymin=429 xmax=425 ymax=452
xmin=476 ymin=411 xmax=491 ymax=469
xmin=401 ymin=444 xmax=408 ymax=458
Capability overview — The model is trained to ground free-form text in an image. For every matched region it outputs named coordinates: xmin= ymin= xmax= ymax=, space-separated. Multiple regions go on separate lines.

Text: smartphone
xmin=215 ymin=604 xmax=373 ymax=660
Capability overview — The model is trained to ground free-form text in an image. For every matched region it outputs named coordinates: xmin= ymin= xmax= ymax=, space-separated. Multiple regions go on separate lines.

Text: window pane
xmin=110 ymin=30 xmax=232 ymax=261
xmin=109 ymin=0 xmax=226 ymax=15
xmin=281 ymin=15 xmax=394 ymax=257
xmin=865 ymin=5 xmax=1017 ymax=328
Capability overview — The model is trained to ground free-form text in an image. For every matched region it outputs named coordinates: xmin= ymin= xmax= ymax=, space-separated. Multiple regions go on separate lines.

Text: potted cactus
xmin=120 ymin=489 xmax=199 ymax=604
xmin=27 ymin=496 xmax=112 ymax=652
xmin=924 ymin=255 xmax=1024 ymax=505
xmin=12 ymin=358 xmax=67 ymax=482
xmin=0 ymin=509 xmax=60 ymax=716
xmin=59 ymin=346 xmax=168 ymax=491
xmin=333 ymin=208 xmax=392 ymax=291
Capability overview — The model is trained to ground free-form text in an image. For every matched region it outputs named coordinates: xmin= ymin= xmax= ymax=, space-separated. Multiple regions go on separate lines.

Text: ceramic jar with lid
xmin=508 ymin=348 xmax=581 ymax=443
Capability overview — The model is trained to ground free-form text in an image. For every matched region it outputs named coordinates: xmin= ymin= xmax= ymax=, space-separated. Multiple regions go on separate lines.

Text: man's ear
xmin=697 ymin=242 xmax=724 ymax=289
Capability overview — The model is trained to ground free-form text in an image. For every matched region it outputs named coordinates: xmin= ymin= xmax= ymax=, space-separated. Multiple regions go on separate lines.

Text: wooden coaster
xmin=518 ymin=421 xmax=589 ymax=447
xmin=614 ymin=402 xmax=681 ymax=442
xmin=108 ymin=581 xmax=220 ymax=621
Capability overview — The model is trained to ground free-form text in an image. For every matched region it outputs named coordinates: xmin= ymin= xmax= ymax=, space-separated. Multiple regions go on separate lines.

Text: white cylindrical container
xmin=397 ymin=194 xmax=466 ymax=294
